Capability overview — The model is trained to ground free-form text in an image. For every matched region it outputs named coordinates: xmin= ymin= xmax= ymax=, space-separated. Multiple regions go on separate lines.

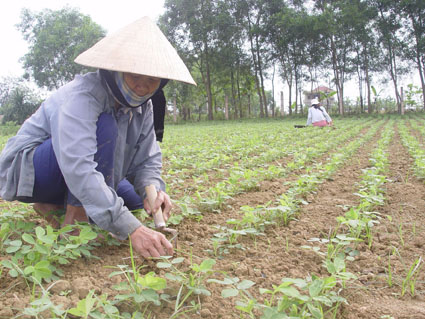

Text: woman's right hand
xmin=129 ymin=225 xmax=174 ymax=258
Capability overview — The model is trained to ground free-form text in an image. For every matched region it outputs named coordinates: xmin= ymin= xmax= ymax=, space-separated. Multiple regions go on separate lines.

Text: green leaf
xmin=164 ymin=273 xmax=183 ymax=282
xmin=22 ymin=233 xmax=35 ymax=245
xmin=309 ymin=279 xmax=323 ymax=297
xmin=5 ymin=245 xmax=21 ymax=253
xmin=35 ymin=226 xmax=45 ymax=239
xmin=9 ymin=269 xmax=19 ymax=277
xmin=82 ymin=290 xmax=97 ymax=316
xmin=33 ymin=260 xmax=52 ymax=281
xmin=237 ymin=280 xmax=255 ymax=290
xmin=156 ymin=262 xmax=172 ymax=269
xmin=259 ymin=288 xmax=273 ymax=295
xmin=313 ymin=295 xmax=332 ymax=306
xmin=326 ymin=260 xmax=336 ymax=274
xmin=137 ymin=272 xmax=166 ymax=290
xmin=194 ymin=287 xmax=211 ymax=296
xmin=9 ymin=240 xmax=22 ymax=247
xmin=79 ymin=227 xmax=97 ymax=242
xmin=1 ymin=260 xmax=14 ymax=269
xmin=171 ymin=257 xmax=185 ymax=264
xmin=276 ymin=286 xmax=303 ymax=299
xmin=221 ymin=288 xmax=239 ymax=298
xmin=307 ymin=303 xmax=322 ymax=319
xmin=35 ymin=243 xmax=49 ymax=255
xmin=197 ymin=259 xmax=216 ymax=272
xmin=323 ymin=276 xmax=337 ymax=289
xmin=141 ymin=289 xmax=161 ymax=303
xmin=0 ymin=223 xmax=10 ymax=238
xmin=207 ymin=277 xmax=237 ymax=285
xmin=24 ymin=266 xmax=34 ymax=275
xmin=334 ymin=255 xmax=346 ymax=272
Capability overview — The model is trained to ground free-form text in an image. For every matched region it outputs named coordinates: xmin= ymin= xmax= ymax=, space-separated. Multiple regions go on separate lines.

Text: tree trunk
xmin=294 ymin=73 xmax=299 ymax=114
xmin=280 ymin=91 xmax=284 ymax=117
xmin=378 ymin=7 xmax=401 ymax=113
xmin=173 ymin=96 xmax=177 ymax=123
xmin=415 ymin=42 xmax=425 ymax=110
xmin=401 ymin=86 xmax=405 ymax=115
xmin=272 ymin=64 xmax=276 ymax=117
xmin=231 ymin=70 xmax=237 ymax=119
xmin=287 ymin=81 xmax=293 ymax=116
xmin=365 ymin=58 xmax=372 ymax=113
xmin=299 ymin=86 xmax=303 ymax=115
xmin=236 ymin=71 xmax=243 ymax=118
xmin=204 ymin=48 xmax=214 ymax=120
xmin=182 ymin=106 xmax=187 ymax=121
xmin=330 ymin=36 xmax=344 ymax=115
xmin=225 ymin=95 xmax=229 ymax=120
xmin=247 ymin=17 xmax=264 ymax=118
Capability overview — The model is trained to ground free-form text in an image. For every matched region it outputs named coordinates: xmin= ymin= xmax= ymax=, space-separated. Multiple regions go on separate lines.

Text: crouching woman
xmin=306 ymin=98 xmax=333 ymax=127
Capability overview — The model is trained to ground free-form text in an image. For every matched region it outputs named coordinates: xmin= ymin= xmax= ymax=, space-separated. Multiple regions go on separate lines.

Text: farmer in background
xmin=0 ymin=17 xmax=196 ymax=258
xmin=306 ymin=98 xmax=333 ymax=127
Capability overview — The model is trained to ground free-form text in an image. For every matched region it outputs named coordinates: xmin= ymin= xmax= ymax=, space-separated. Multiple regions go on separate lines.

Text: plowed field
xmin=1 ymin=114 xmax=424 ymax=319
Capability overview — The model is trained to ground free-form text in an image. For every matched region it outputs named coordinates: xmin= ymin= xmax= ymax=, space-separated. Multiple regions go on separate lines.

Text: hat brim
xmin=74 ymin=17 xmax=196 ymax=86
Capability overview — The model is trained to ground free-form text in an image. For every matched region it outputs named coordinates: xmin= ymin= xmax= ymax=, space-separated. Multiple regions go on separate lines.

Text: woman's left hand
xmin=143 ymin=190 xmax=172 ymax=221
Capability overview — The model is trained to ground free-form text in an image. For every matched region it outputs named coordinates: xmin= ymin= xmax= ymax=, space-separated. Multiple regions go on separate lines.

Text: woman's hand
xmin=130 ymin=225 xmax=173 ymax=258
xmin=143 ymin=190 xmax=172 ymax=221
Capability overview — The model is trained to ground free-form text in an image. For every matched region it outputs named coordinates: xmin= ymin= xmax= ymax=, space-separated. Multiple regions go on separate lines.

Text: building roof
xmin=311 ymin=86 xmax=334 ymax=93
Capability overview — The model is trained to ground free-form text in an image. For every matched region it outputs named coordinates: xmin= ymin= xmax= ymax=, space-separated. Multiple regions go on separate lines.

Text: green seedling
xmin=265 ymin=194 xmax=299 ymax=227
xmin=21 ymin=282 xmax=68 ymax=319
xmin=67 ymin=289 xmax=124 ymax=319
xmin=208 ymin=276 xmax=257 ymax=318
xmin=325 ymin=253 xmax=357 ymax=288
xmin=0 ymin=222 xmax=11 ymax=252
xmin=401 ymin=257 xmax=422 ymax=297
xmin=205 ymin=237 xmax=228 ymax=258
xmin=259 ymin=275 xmax=347 ymax=319
xmin=67 ymin=289 xmax=99 ymax=319
xmin=398 ymin=222 xmax=404 ymax=247
xmin=109 ymin=238 xmax=167 ymax=313
xmin=387 ymin=254 xmax=393 ymax=288
xmin=157 ymin=257 xmax=218 ymax=318
xmin=214 ymin=225 xmax=251 ymax=248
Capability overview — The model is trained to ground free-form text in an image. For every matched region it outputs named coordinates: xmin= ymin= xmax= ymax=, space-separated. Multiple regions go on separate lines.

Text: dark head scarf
xmin=100 ymin=69 xmax=168 ymax=142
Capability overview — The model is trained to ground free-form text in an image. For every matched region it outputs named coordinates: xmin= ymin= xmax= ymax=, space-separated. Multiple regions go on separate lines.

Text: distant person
xmin=0 ymin=17 xmax=196 ymax=258
xmin=306 ymin=98 xmax=333 ymax=127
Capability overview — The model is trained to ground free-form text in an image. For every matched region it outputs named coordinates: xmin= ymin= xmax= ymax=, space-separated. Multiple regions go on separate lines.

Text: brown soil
xmin=1 ymin=120 xmax=424 ymax=319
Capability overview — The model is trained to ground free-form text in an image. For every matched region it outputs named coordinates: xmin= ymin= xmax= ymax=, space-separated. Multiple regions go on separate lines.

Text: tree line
xmin=1 ymin=0 xmax=424 ymax=124
xmin=159 ymin=0 xmax=425 ymax=119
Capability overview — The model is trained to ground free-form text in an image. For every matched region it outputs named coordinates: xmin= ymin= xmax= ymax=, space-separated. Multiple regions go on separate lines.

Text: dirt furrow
xmin=341 ymin=122 xmax=425 ymax=319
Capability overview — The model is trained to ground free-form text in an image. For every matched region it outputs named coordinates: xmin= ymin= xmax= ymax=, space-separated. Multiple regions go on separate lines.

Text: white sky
xmin=0 ymin=0 xmax=165 ymax=78
xmin=0 ymin=0 xmax=420 ymax=104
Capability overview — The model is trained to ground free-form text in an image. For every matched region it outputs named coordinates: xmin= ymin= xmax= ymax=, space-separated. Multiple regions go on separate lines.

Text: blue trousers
xmin=31 ymin=112 xmax=144 ymax=211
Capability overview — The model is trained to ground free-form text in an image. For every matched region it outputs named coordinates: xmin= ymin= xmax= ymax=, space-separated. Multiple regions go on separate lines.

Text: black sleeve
xmin=151 ymin=89 xmax=166 ymax=142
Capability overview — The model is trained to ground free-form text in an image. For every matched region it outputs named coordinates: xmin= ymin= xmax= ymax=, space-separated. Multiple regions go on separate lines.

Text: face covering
xmin=114 ymin=71 xmax=154 ymax=107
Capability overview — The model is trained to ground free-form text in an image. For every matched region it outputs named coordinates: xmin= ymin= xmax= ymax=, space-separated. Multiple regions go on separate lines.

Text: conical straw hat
xmin=75 ymin=16 xmax=196 ymax=85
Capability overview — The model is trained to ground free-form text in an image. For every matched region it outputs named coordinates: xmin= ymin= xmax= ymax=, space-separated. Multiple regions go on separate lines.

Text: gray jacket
xmin=0 ymin=71 xmax=165 ymax=239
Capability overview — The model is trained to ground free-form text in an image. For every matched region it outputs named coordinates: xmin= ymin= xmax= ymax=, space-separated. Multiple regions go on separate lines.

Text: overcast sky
xmin=0 ymin=0 xmax=165 ymax=78
xmin=0 ymin=0 xmax=420 ymax=102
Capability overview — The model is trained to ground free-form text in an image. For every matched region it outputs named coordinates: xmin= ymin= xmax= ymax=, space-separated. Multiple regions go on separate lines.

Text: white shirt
xmin=306 ymin=106 xmax=332 ymax=125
